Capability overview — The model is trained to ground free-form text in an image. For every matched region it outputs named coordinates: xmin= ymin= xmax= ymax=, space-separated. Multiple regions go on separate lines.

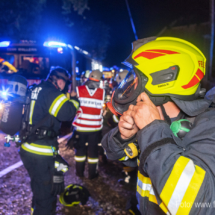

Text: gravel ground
xmin=0 ymin=132 xmax=135 ymax=215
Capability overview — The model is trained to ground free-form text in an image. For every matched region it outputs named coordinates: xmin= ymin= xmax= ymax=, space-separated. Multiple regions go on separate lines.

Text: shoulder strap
xmin=160 ymin=104 xmax=171 ymax=125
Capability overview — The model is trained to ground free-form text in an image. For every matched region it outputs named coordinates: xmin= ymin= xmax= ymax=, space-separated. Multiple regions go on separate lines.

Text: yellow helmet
xmin=59 ymin=184 xmax=90 ymax=207
xmin=130 ymin=37 xmax=205 ymax=98
xmin=111 ymin=37 xmax=206 ymax=115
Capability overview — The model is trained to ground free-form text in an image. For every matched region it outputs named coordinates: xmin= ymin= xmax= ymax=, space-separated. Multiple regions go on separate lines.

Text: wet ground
xmin=0 ymin=132 xmax=135 ymax=215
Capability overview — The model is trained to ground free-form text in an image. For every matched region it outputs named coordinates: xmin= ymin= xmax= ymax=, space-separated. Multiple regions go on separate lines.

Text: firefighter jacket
xmin=73 ymin=85 xmax=105 ymax=132
xmin=101 ymin=87 xmax=215 ymax=215
xmin=21 ymin=81 xmax=79 ymax=155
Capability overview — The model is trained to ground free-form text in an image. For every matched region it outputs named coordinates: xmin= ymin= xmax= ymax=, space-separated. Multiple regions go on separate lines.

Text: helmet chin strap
xmin=160 ymin=104 xmax=171 ymax=125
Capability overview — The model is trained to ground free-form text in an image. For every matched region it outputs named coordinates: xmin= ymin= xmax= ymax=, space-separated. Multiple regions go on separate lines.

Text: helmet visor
xmin=113 ymin=69 xmax=141 ymax=105
xmin=111 ymin=68 xmax=148 ymax=115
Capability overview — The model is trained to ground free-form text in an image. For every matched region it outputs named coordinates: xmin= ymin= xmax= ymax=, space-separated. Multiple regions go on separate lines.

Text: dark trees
xmin=0 ymin=0 xmax=110 ymax=61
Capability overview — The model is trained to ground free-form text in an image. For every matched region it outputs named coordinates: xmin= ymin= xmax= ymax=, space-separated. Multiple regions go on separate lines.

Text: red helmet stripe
xmin=134 ymin=50 xmax=179 ymax=60
xmin=134 ymin=52 xmax=165 ymax=60
xmin=146 ymin=49 xmax=179 ymax=55
xmin=195 ymin=68 xmax=204 ymax=80
xmin=181 ymin=68 xmax=204 ymax=89
xmin=182 ymin=75 xmax=199 ymax=89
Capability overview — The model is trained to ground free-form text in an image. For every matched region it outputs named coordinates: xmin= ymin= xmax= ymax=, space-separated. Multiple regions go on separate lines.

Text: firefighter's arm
xmin=48 ymin=91 xmax=79 ymax=121
xmin=137 ymin=120 xmax=208 ymax=215
xmin=101 ymin=127 xmax=138 ymax=167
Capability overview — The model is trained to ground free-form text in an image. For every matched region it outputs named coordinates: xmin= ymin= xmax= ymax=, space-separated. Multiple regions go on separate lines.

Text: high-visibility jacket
xmin=101 ymin=88 xmax=215 ymax=215
xmin=21 ymin=81 xmax=79 ymax=155
xmin=73 ymin=85 xmax=105 ymax=132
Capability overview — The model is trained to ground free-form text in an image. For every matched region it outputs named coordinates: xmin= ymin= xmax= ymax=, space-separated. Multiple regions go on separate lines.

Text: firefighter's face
xmin=57 ymin=79 xmax=66 ymax=91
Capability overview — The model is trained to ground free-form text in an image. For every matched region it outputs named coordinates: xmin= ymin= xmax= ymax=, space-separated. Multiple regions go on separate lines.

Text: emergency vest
xmin=73 ymin=85 xmax=105 ymax=132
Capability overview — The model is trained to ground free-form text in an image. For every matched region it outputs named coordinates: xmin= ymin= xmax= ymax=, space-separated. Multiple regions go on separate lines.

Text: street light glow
xmin=74 ymin=46 xmax=80 ymax=50
xmin=83 ymin=50 xmax=89 ymax=55
xmin=57 ymin=47 xmax=63 ymax=54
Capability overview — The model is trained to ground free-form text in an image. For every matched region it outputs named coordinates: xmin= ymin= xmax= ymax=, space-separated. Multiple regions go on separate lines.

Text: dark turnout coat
xmin=102 ymin=87 xmax=215 ymax=215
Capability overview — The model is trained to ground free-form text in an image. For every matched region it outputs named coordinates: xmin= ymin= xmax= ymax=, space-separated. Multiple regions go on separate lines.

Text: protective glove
xmin=102 ymin=127 xmax=137 ymax=161
xmin=51 ymin=154 xmax=69 ymax=196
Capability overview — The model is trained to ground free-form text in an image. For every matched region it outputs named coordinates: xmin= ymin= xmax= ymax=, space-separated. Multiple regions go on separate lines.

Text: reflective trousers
xmin=75 ymin=130 xmax=101 ymax=179
xmin=19 ymin=148 xmax=56 ymax=215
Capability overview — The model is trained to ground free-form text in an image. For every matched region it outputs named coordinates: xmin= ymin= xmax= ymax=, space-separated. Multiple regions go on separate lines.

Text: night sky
xmin=85 ymin=0 xmax=209 ymax=67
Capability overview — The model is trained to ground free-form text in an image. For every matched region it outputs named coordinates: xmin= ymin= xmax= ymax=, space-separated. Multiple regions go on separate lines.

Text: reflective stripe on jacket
xmin=21 ymin=142 xmax=56 ymax=156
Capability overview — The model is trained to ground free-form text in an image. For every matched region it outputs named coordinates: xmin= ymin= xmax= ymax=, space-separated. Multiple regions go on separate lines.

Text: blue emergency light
xmin=0 ymin=41 xmax=10 ymax=47
xmin=1 ymin=91 xmax=7 ymax=97
xmin=43 ymin=41 xmax=67 ymax=48
xmin=0 ymin=90 xmax=9 ymax=100
xmin=0 ymin=86 xmax=13 ymax=100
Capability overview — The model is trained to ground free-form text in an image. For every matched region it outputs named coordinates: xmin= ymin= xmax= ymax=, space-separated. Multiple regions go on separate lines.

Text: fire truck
xmin=0 ymin=40 xmax=103 ymax=89
xmin=0 ymin=40 xmax=103 ymax=135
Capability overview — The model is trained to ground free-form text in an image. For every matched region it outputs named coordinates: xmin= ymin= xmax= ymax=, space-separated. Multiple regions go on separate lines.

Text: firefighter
xmin=102 ymin=37 xmax=215 ymax=214
xmin=73 ymin=70 xmax=105 ymax=179
xmin=19 ymin=66 xmax=79 ymax=215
